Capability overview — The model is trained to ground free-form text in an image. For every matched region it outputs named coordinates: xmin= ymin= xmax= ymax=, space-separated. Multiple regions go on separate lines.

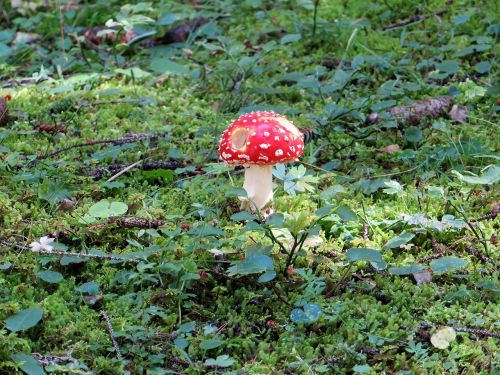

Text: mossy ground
xmin=0 ymin=0 xmax=498 ymax=374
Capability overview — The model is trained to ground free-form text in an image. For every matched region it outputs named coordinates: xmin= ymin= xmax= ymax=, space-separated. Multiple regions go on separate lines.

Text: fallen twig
xmin=419 ymin=323 xmax=500 ymax=339
xmin=463 ymin=246 xmax=499 ymax=267
xmin=0 ymin=239 xmax=140 ymax=263
xmin=87 ymin=217 xmax=166 ymax=230
xmin=367 ymin=96 xmax=453 ymax=126
xmin=382 ymin=10 xmax=446 ymax=30
xmin=101 ymin=310 xmax=123 ymax=361
xmin=89 ymin=160 xmax=203 ymax=180
xmin=33 ymin=349 xmax=77 ymax=366
xmin=470 ymin=212 xmax=498 ymax=223
xmin=36 ymin=133 xmax=163 ymax=160
xmin=107 ymin=159 xmax=143 ymax=182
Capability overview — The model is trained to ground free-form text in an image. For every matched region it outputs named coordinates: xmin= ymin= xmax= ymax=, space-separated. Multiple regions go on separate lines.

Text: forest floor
xmin=0 ymin=0 xmax=498 ymax=374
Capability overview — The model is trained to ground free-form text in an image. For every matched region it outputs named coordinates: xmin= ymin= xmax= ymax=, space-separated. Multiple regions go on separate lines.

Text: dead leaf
xmin=13 ymin=32 xmax=39 ymax=45
xmin=413 ymin=269 xmax=432 ymax=285
xmin=0 ymin=97 xmax=9 ymax=127
xmin=430 ymin=326 xmax=456 ymax=349
xmin=378 ymin=144 xmax=401 ymax=153
xmin=449 ymin=105 xmax=468 ymax=123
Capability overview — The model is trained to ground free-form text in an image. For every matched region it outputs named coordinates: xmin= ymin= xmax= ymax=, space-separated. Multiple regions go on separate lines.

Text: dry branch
xmin=87 ymin=217 xmax=166 ymax=230
xmin=367 ymin=96 xmax=453 ymax=126
xmin=0 ymin=239 xmax=140 ymax=263
xmin=382 ymin=10 xmax=446 ymax=30
xmin=36 ymin=133 xmax=163 ymax=160
xmin=419 ymin=323 xmax=500 ymax=339
xmin=101 ymin=310 xmax=123 ymax=361
xmin=89 ymin=160 xmax=203 ymax=180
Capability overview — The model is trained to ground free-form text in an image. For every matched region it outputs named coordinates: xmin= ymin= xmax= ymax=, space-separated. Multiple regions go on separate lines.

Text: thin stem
xmin=326 ymin=263 xmax=353 ymax=297
xmin=312 ymin=0 xmax=321 ymax=38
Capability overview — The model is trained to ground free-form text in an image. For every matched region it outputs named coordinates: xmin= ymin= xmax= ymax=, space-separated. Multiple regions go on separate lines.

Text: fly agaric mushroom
xmin=219 ymin=111 xmax=304 ymax=213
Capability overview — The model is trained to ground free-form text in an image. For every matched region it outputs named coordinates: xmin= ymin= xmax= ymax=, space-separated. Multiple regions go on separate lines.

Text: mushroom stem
xmin=241 ymin=164 xmax=273 ymax=212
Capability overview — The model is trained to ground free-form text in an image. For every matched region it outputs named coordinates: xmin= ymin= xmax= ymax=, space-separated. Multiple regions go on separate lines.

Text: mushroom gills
xmin=241 ymin=164 xmax=273 ymax=212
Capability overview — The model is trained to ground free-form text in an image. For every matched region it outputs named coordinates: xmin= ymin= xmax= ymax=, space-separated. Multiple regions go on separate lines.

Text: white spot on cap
xmin=274 ymin=136 xmax=280 ymax=141
xmin=252 ymin=119 xmax=257 ymax=123
xmin=258 ymin=155 xmax=269 ymax=161
xmin=275 ymin=149 xmax=283 ymax=156
xmin=238 ymin=154 xmax=250 ymax=160
xmin=290 ymin=146 xmax=295 ymax=152
xmin=251 ymin=132 xmax=256 ymax=136
xmin=222 ymin=152 xmax=232 ymax=159
xmin=263 ymin=131 xmax=270 ymax=137
xmin=246 ymin=141 xmax=251 ymax=145
xmin=260 ymin=144 xmax=271 ymax=149
xmin=284 ymin=136 xmax=289 ymax=141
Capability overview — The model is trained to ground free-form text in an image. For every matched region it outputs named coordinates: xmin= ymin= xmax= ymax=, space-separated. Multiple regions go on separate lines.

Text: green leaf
xmin=149 ymin=58 xmax=189 ymax=74
xmin=204 ymin=354 xmax=235 ymax=368
xmin=347 ymin=248 xmax=383 ymax=264
xmin=281 ymin=33 xmax=301 ymax=44
xmin=314 ymin=205 xmax=334 ymax=218
xmin=353 ymin=364 xmax=372 ymax=373
xmin=200 ymin=338 xmax=225 ymax=350
xmin=474 ymin=61 xmax=491 ymax=74
xmin=430 ymin=256 xmax=468 ymax=274
xmin=178 ymin=322 xmax=196 ymax=333
xmin=435 ymin=60 xmax=460 ymax=76
xmin=389 ymin=264 xmax=425 ymax=275
xmin=383 ymin=232 xmax=414 ymax=249
xmin=37 ymin=270 xmax=63 ymax=283
xmin=88 ymin=199 xmax=128 ymax=218
xmin=452 ymin=165 xmax=500 ymax=185
xmin=174 ymin=337 xmax=189 ymax=349
xmin=230 ymin=211 xmax=255 ymax=222
xmin=404 ymin=126 xmax=423 ymax=143
xmin=11 ymin=354 xmax=43 ymax=375
xmin=225 ymin=187 xmax=247 ymax=198
xmin=227 ymin=251 xmax=273 ymax=276
xmin=290 ymin=303 xmax=322 ymax=324
xmin=114 ymin=67 xmax=151 ymax=78
xmin=6 ymin=307 xmax=43 ymax=332
xmin=258 ymin=270 xmax=276 ymax=283
xmin=335 ymin=204 xmax=358 ymax=221
xmin=75 ymin=281 xmax=101 ymax=295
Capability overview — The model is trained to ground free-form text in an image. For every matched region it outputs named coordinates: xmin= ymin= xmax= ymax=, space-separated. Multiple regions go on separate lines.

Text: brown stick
xmin=87 ymin=217 xmax=166 ymax=230
xmin=382 ymin=10 xmax=446 ymax=30
xmin=36 ymin=133 xmax=164 ymax=160
xmin=101 ymin=310 xmax=123 ymax=361
xmin=419 ymin=323 xmax=500 ymax=339
xmin=89 ymin=160 xmax=203 ymax=180
xmin=0 ymin=239 xmax=140 ymax=263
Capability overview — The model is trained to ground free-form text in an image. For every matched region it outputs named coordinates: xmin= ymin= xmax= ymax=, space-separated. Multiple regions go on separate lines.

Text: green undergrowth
xmin=0 ymin=0 xmax=498 ymax=374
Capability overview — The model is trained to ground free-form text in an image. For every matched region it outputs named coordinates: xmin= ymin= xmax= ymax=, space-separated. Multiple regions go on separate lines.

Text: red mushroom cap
xmin=218 ymin=111 xmax=304 ymax=165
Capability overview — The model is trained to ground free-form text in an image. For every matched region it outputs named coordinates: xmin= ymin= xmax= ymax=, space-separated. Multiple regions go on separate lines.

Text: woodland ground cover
xmin=0 ymin=0 xmax=498 ymax=374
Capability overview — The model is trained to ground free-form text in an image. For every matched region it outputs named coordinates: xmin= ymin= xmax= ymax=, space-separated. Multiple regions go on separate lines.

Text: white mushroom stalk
xmin=241 ymin=164 xmax=273 ymax=212
xmin=218 ymin=111 xmax=304 ymax=216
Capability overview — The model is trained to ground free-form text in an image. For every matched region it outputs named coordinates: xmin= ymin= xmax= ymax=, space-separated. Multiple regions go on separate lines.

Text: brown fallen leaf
xmin=449 ymin=104 xmax=468 ymax=123
xmin=368 ymin=96 xmax=453 ymax=126
xmin=79 ymin=26 xmax=138 ymax=46
xmin=377 ymin=144 xmax=401 ymax=153
xmin=159 ymin=17 xmax=209 ymax=44
xmin=0 ymin=97 xmax=8 ymax=127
